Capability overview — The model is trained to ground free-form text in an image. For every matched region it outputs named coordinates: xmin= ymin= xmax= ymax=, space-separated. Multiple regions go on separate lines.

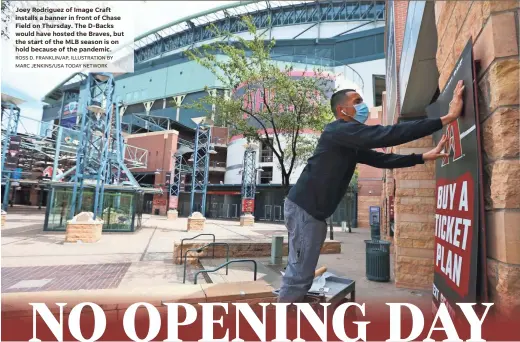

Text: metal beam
xmin=189 ymin=124 xmax=212 ymax=216
xmin=123 ymin=114 xmax=165 ymax=132
xmin=1 ymin=102 xmax=21 ymax=211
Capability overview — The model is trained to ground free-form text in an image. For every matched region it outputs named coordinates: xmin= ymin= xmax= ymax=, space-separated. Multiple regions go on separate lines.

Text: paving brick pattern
xmin=1 ymin=263 xmax=131 ymax=293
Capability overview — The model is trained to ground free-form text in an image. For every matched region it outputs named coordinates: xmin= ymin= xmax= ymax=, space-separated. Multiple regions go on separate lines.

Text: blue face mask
xmin=353 ymin=103 xmax=369 ymax=123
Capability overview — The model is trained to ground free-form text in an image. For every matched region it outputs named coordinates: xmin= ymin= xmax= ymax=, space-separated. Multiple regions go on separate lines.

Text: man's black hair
xmin=330 ymin=89 xmax=357 ymax=117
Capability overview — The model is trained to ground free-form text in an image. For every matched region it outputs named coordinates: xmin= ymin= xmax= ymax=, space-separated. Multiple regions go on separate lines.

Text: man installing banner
xmin=278 ymin=80 xmax=465 ymax=303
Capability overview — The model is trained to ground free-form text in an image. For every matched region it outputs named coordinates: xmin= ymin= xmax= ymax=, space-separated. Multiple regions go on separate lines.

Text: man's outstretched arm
xmin=324 ymin=81 xmax=465 ymax=150
xmin=358 ymin=135 xmax=449 ymax=169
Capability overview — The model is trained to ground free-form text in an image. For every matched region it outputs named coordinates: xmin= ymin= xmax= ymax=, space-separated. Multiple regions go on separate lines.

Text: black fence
xmin=175 ymin=188 xmax=358 ymax=227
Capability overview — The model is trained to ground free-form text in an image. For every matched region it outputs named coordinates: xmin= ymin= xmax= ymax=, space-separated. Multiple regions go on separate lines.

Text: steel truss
xmin=134 ymin=1 xmax=386 ymax=63
xmin=65 ymin=73 xmax=151 ymax=220
xmin=1 ymin=85 xmax=152 ymax=218
xmin=189 ymin=123 xmax=212 ymax=216
xmin=169 ymin=137 xmax=195 ymax=212
xmin=1 ymin=103 xmax=21 ymax=210
xmin=241 ymin=147 xmax=257 ymax=213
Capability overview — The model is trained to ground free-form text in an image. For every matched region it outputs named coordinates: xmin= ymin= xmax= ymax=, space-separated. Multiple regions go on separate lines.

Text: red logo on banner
xmin=441 ymin=119 xmax=464 ymax=167
xmin=434 ymin=172 xmax=474 ymax=297
xmin=242 ymin=199 xmax=255 ymax=213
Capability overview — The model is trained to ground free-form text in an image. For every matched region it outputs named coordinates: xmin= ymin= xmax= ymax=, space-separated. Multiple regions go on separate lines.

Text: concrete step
xmin=174 ymin=240 xmax=341 ymax=264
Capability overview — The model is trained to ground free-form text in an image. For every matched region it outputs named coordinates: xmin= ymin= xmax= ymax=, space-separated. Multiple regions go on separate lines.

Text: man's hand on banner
xmin=441 ymin=80 xmax=465 ymax=126
xmin=423 ymin=134 xmax=449 ymax=161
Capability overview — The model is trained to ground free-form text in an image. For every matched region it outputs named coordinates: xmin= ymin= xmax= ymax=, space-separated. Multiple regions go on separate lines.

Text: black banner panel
xmin=426 ymin=40 xmax=485 ymax=318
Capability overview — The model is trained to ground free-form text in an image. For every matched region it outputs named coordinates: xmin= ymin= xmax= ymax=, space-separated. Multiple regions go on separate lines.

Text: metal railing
xmin=183 ymin=242 xmax=230 ymax=284
xmin=178 ymin=233 xmax=216 ymax=264
xmin=193 ymin=259 xmax=258 ymax=285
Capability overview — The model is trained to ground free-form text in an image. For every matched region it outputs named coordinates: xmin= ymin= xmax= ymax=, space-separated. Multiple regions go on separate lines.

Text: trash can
xmin=365 ymin=239 xmax=391 ymax=282
xmin=370 ymin=223 xmax=380 ymax=240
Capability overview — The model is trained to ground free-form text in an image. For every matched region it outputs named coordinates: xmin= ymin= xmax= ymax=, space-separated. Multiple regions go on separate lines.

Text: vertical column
xmin=393 ymin=136 xmax=437 ymax=290
xmin=240 ymin=146 xmax=257 ymax=227
xmin=168 ymin=153 xmax=182 ymax=220
xmin=1 ymin=104 xmax=21 ymax=212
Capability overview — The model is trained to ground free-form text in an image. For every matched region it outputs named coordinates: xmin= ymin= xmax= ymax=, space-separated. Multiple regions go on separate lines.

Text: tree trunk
xmin=282 ymin=173 xmax=291 ymax=197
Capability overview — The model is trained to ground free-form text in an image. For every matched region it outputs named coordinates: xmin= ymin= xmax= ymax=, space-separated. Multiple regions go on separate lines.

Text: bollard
xmin=271 ymin=235 xmax=284 ymax=265
xmin=341 ymin=221 xmax=347 ymax=232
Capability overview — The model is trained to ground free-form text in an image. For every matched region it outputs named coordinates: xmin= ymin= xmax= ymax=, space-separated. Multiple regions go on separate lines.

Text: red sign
xmin=434 ymin=172 xmax=474 ymax=298
xmin=388 ymin=196 xmax=394 ymax=220
xmin=441 ymin=119 xmax=464 ymax=167
xmin=242 ymin=199 xmax=255 ymax=213
xmin=153 ymin=197 xmax=166 ymax=206
xmin=427 ymin=40 xmax=485 ymax=319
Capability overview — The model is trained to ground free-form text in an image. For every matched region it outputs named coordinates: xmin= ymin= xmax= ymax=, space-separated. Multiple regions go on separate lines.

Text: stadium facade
xmin=37 ymin=1 xmax=387 ymax=225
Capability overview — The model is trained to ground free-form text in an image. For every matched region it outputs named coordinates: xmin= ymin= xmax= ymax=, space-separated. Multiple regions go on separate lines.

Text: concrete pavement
xmin=1 ymin=205 xmax=429 ymax=304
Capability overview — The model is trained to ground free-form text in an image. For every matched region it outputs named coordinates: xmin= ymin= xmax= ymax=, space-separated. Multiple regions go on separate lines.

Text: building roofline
xmin=134 ymin=1 xmax=258 ymax=44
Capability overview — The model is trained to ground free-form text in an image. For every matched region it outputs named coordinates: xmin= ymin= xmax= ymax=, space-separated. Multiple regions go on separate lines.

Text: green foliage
xmin=183 ymin=16 xmax=334 ymax=188
xmin=349 ymin=167 xmax=359 ymax=189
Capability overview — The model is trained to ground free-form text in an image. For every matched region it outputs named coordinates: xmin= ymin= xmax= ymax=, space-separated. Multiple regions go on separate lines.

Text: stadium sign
xmin=426 ymin=40 xmax=487 ymax=319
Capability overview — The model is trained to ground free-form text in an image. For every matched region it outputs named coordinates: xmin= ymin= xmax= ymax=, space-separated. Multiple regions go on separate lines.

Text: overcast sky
xmin=1 ymin=1 xmax=237 ymax=125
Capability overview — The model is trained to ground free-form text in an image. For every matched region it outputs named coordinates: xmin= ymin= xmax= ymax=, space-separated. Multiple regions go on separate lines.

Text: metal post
xmin=69 ymin=75 xmax=91 ymax=219
xmin=2 ymin=178 xmax=10 ymax=211
xmin=93 ymin=79 xmax=114 ymax=219
xmin=189 ymin=122 xmax=211 ymax=216
xmin=57 ymin=91 xmax=66 ymax=127
xmin=52 ymin=127 xmax=63 ymax=182
xmin=1 ymin=103 xmax=21 ymax=211
xmin=189 ymin=123 xmax=200 ymax=215
xmin=240 ymin=146 xmax=257 ymax=221
xmin=271 ymin=235 xmax=284 ymax=265
xmin=329 ymin=216 xmax=334 ymax=240
xmin=201 ymin=127 xmax=212 ymax=216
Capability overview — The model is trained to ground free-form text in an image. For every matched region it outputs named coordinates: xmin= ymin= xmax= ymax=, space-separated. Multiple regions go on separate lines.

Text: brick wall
xmin=126 ymin=131 xmax=179 ymax=215
xmin=383 ymin=1 xmax=439 ymax=289
xmin=435 ymin=0 xmax=520 ymax=316
xmin=357 ymin=107 xmax=384 ymax=228
xmin=393 ymin=0 xmax=410 ymax=120
xmin=211 ymin=126 xmax=229 ymax=145
xmin=393 ymin=136 xmax=437 ymax=289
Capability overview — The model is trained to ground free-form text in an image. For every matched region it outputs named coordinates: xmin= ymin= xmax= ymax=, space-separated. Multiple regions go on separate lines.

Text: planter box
xmin=65 ymin=212 xmax=103 ymax=243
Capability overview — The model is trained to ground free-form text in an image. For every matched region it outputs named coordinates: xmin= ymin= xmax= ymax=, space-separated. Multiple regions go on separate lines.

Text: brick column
xmin=381 ymin=169 xmax=395 ymax=242
xmin=393 ymin=136 xmax=437 ymax=289
xmin=435 ymin=0 xmax=520 ymax=315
